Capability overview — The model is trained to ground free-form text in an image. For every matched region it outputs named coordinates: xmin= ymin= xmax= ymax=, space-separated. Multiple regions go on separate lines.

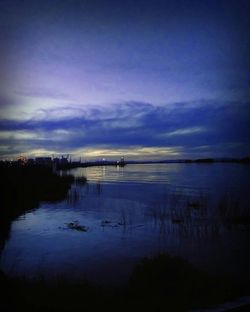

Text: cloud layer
xmin=0 ymin=100 xmax=249 ymax=160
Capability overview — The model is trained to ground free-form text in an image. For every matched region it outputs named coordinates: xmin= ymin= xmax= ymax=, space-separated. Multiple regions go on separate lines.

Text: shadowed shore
xmin=0 ymin=163 xmax=75 ymax=251
xmin=1 ymin=253 xmax=249 ymax=312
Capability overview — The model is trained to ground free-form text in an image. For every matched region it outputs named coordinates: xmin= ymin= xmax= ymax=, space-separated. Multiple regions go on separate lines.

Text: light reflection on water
xmin=69 ymin=163 xmax=182 ymax=184
xmin=1 ymin=163 xmax=250 ymax=286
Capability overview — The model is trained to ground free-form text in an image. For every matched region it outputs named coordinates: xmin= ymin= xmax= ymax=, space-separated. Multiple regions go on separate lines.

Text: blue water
xmin=1 ymin=163 xmax=250 ymax=285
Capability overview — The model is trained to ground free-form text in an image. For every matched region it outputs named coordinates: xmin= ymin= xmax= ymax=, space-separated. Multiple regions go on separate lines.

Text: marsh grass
xmin=218 ymin=193 xmax=250 ymax=225
xmin=148 ymin=188 xmax=208 ymax=226
xmin=99 ymin=208 xmax=135 ymax=229
xmin=145 ymin=186 xmax=250 ymax=240
xmin=67 ymin=186 xmax=81 ymax=205
xmin=147 ymin=186 xmax=250 ymax=235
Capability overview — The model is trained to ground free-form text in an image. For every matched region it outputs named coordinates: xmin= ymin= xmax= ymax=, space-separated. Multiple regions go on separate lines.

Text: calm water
xmin=1 ymin=163 xmax=250 ymax=286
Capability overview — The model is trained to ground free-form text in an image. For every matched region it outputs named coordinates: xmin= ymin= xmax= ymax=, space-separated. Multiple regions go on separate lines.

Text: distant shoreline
xmin=1 ymin=156 xmax=249 ymax=171
xmin=120 ymin=157 xmax=250 ymax=164
xmin=56 ymin=157 xmax=250 ymax=169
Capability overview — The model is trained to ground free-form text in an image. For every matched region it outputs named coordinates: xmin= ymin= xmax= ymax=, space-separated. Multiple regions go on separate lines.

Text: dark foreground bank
xmin=1 ymin=253 xmax=249 ymax=312
xmin=0 ymin=163 xmax=75 ymax=250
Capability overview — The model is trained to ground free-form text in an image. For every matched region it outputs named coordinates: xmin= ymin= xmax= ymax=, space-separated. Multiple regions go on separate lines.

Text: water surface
xmin=1 ymin=163 xmax=250 ymax=286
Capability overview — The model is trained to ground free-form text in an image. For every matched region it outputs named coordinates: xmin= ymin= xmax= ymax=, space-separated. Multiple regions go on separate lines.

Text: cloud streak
xmin=0 ymin=99 xmax=249 ymax=159
xmin=161 ymin=127 xmax=207 ymax=137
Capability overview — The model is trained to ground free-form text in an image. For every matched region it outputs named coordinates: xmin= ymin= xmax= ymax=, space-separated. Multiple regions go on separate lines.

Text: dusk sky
xmin=0 ymin=0 xmax=249 ymax=160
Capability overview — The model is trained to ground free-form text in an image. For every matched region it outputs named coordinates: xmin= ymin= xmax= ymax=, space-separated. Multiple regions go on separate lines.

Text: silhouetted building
xmin=35 ymin=157 xmax=52 ymax=166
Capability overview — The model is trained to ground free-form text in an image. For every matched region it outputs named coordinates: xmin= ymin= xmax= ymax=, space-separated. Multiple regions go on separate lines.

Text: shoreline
xmin=56 ymin=157 xmax=250 ymax=170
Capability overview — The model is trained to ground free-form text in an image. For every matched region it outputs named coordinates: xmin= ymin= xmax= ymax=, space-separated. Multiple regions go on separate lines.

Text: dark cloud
xmin=1 ymin=100 xmax=249 ymax=158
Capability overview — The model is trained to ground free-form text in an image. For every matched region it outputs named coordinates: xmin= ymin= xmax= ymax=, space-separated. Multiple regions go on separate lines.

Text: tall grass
xmin=146 ymin=186 xmax=249 ymax=238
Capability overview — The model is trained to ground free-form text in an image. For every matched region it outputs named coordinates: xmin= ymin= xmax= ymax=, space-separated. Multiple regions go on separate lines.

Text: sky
xmin=0 ymin=0 xmax=249 ymax=160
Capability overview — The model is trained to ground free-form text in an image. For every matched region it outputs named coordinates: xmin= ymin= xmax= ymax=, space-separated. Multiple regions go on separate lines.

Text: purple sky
xmin=0 ymin=0 xmax=249 ymax=160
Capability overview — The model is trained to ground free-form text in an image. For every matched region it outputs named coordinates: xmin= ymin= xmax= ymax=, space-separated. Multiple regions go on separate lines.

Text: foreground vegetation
xmin=1 ymin=253 xmax=249 ymax=312
xmin=0 ymin=162 xmax=75 ymax=250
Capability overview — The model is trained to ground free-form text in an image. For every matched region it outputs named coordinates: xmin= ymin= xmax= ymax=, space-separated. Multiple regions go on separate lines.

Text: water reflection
xmin=70 ymin=163 xmax=181 ymax=184
xmin=1 ymin=163 xmax=250 ymax=286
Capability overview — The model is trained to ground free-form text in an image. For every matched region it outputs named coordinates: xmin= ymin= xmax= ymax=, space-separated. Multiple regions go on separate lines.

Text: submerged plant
xmin=65 ymin=221 xmax=88 ymax=232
